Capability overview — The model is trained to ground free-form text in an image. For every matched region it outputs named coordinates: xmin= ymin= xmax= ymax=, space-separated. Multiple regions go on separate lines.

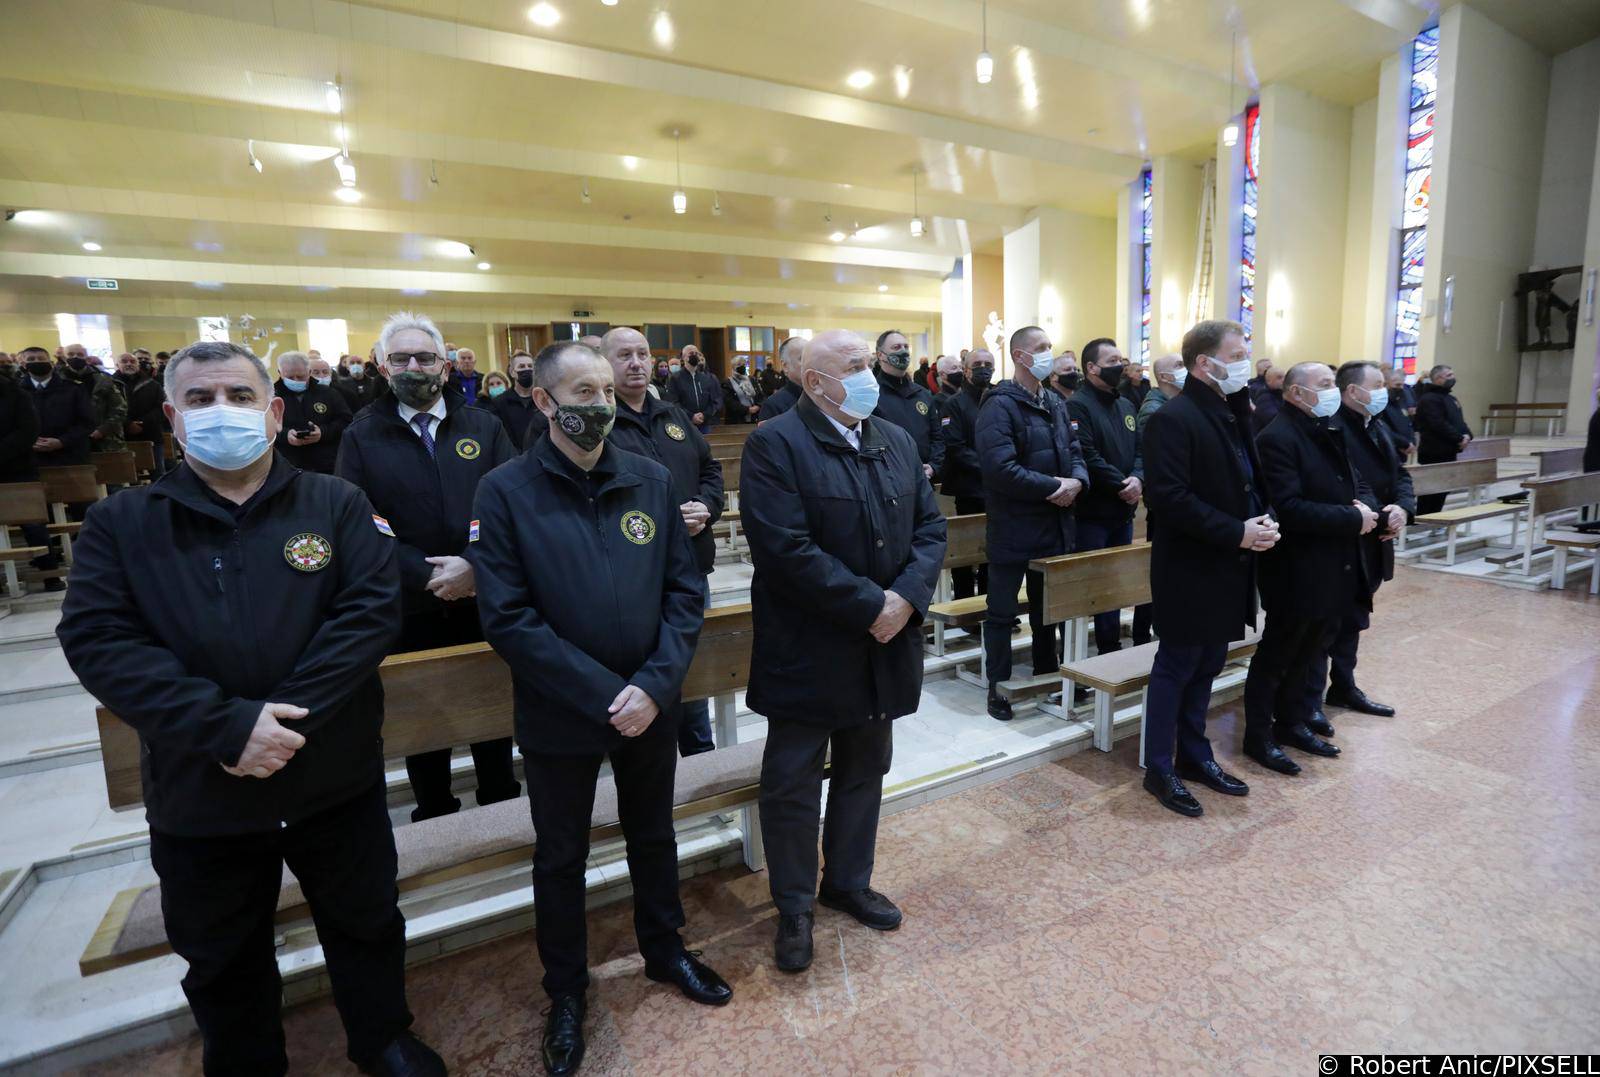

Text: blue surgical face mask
xmin=314 ymin=375 xmax=332 ymax=387
xmin=1026 ymin=348 xmax=1054 ymax=382
xmin=1309 ymin=386 xmax=1341 ymax=418
xmin=281 ymin=377 xmax=308 ymax=393
xmin=179 ymin=403 xmax=272 ymax=471
xmin=1363 ymin=387 xmax=1388 ymax=417
xmin=1168 ymin=367 xmax=1187 ymax=390
xmin=815 ymin=367 xmax=880 ymax=421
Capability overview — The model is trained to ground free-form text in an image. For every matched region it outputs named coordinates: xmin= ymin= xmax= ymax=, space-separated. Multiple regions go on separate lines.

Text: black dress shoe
xmin=1142 ymin=769 xmax=1202 ymax=817
xmin=1326 ymin=686 xmax=1395 ymax=717
xmin=1243 ymin=739 xmax=1302 ymax=776
xmin=818 ymin=886 xmax=903 ymax=930
xmin=645 ymin=949 xmax=733 ymax=1006
xmin=1276 ymin=722 xmax=1341 ymax=757
xmin=774 ymin=911 xmax=814 ymax=972
xmin=360 ymin=1031 xmax=447 ymax=1077
xmin=1175 ymin=758 xmax=1249 ymax=797
xmin=541 ymin=994 xmax=585 ymax=1076
xmin=987 ymin=686 xmax=1013 ymax=722
xmin=44 ymin=578 xmax=66 ymax=593
xmin=1304 ymin=710 xmax=1336 ymax=738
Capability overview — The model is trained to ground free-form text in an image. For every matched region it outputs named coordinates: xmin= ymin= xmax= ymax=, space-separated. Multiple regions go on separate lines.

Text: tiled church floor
xmin=73 ymin=567 xmax=1600 ymax=1074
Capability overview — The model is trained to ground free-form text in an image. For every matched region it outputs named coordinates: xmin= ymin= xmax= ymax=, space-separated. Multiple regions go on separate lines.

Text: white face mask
xmin=1026 ymin=348 xmax=1054 ymax=382
xmin=1167 ymin=367 xmax=1187 ymax=390
xmin=1208 ymin=356 xmax=1252 ymax=395
xmin=1363 ymin=387 xmax=1388 ymax=417
xmin=1307 ymin=386 xmax=1341 ymax=418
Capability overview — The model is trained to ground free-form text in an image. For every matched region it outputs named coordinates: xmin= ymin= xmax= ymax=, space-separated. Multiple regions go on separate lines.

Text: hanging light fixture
xmin=1221 ymin=32 xmax=1240 ymax=148
xmin=324 ymin=80 xmax=343 ymax=113
xmin=671 ymin=128 xmax=687 ymax=214
xmin=246 ymin=139 xmax=262 ymax=173
xmin=333 ymin=151 xmax=357 ymax=187
xmin=712 ymin=191 xmax=723 ymax=216
xmin=909 ymin=169 xmax=924 ymax=238
xmin=975 ymin=0 xmax=993 ymax=84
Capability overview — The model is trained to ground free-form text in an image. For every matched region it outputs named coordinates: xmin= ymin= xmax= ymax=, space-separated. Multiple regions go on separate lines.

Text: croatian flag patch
xmin=372 ymin=514 xmax=395 ymax=537
xmin=468 ymin=519 xmax=481 ymax=543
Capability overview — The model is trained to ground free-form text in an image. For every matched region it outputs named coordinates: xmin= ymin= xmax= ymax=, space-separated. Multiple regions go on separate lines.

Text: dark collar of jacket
xmin=616 ymin=391 xmax=669 ymax=433
xmin=150 ymin=453 xmax=300 ymax=527
xmin=1338 ymin=403 xmax=1376 ymax=438
xmin=1177 ymin=377 xmax=1239 ymax=417
xmin=1285 ymin=401 xmax=1353 ymax=457
xmin=874 ymin=367 xmax=921 ymax=398
xmin=990 ymin=378 xmax=1052 ymax=411
xmin=1084 ymin=383 xmax=1124 ymax=409
xmin=528 ymin=430 xmax=640 ymax=495
xmin=797 ymin=393 xmax=889 ymax=456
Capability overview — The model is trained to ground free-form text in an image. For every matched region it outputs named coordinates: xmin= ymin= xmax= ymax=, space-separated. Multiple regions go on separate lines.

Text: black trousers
xmin=1143 ymin=640 xmax=1225 ymax=774
xmin=523 ymin=718 xmax=685 ymax=998
xmin=1305 ymin=609 xmax=1369 ymax=709
xmin=950 ymin=496 xmax=988 ymax=600
xmin=982 ymin=562 xmax=1054 ymax=685
xmin=760 ymin=718 xmax=894 ymax=915
xmin=147 ymin=780 xmax=411 ymax=1076
xmin=675 ymin=698 xmax=715 ymax=756
xmin=399 ymin=603 xmax=519 ymax=821
xmin=1073 ymin=517 xmax=1153 ymax=652
xmin=1242 ymin=612 xmax=1337 ymax=745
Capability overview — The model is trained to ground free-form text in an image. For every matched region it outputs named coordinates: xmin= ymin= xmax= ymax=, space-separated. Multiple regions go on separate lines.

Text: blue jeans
xmin=1143 ymin=641 xmax=1225 ymax=774
xmin=1073 ymin=517 xmax=1152 ymax=653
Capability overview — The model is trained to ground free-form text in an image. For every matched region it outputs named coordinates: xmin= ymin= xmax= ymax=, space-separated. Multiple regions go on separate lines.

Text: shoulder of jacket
xmin=612 ymin=445 xmax=674 ymax=485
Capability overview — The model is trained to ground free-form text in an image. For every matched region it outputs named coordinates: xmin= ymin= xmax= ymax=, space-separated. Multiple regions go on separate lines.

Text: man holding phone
xmin=273 ymin=350 xmax=351 ymax=474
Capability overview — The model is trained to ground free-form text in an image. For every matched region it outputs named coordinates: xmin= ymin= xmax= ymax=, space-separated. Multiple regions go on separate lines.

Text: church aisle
xmin=68 ymin=566 xmax=1599 ymax=1074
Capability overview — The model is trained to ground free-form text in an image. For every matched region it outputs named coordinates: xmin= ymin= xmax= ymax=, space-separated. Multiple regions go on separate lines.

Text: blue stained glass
xmin=1239 ymin=104 xmax=1260 ymax=340
xmin=1410 ymin=27 xmax=1438 ymax=110
xmin=1139 ymin=167 xmax=1152 ymax=363
xmin=1392 ymin=27 xmax=1436 ymax=367
xmin=1406 ymin=108 xmax=1434 ymax=172
xmin=1399 ymin=228 xmax=1425 ymax=286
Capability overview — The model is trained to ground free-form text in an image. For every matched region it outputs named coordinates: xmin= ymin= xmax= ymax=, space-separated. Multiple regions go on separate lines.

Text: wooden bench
xmin=1456 ymin=436 xmax=1511 ymax=462
xmin=1482 ymin=401 xmax=1566 ymax=437
xmin=1513 ymin=470 xmax=1600 ymax=578
xmin=162 ymin=432 xmax=177 ymax=461
xmin=81 ymin=603 xmax=762 ymax=976
xmin=0 ymin=483 xmax=53 ymax=603
xmin=1406 ymin=457 xmax=1525 ymax=564
xmin=1545 ymin=530 xmax=1600 ymax=594
xmin=91 ymin=450 xmax=138 ymax=489
xmin=925 ymin=514 xmax=992 ymax=654
xmin=1533 ymin=446 xmax=1585 ymax=478
xmin=127 ymin=439 xmax=157 ymax=479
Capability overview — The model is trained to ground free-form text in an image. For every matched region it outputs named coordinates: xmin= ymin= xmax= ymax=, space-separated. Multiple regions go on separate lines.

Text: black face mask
xmin=390 ymin=370 xmax=443 ymax=409
xmin=66 ymin=356 xmax=88 ymax=373
xmin=25 ymin=361 xmax=54 ymax=379
xmin=1058 ymin=372 xmax=1082 ymax=392
xmin=882 ymin=349 xmax=911 ymax=372
xmin=943 ymin=372 xmax=965 ymax=390
xmin=515 ymin=369 xmax=535 ymax=388
xmin=1096 ymin=364 xmax=1125 ymax=389
xmin=1441 ymin=378 xmax=1456 ymax=393
xmin=735 ymin=367 xmax=746 ymax=377
xmin=970 ymin=367 xmax=994 ymax=387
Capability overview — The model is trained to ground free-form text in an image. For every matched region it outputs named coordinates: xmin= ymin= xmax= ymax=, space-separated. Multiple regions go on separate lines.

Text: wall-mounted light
xmin=1442 ymin=274 xmax=1454 ymax=334
xmin=712 ymin=191 xmax=723 ymax=216
xmin=325 ymin=81 xmax=342 ymax=114
xmin=581 ymin=179 xmax=592 ymax=204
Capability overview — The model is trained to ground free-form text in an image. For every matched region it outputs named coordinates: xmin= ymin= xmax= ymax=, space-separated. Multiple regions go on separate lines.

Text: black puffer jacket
xmin=975 ymin=380 xmax=1088 ymax=564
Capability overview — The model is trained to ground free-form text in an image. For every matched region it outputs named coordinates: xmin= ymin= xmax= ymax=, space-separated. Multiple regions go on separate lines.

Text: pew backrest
xmin=39 ymin=465 xmax=102 ymax=506
xmin=1405 ymin=457 xmax=1497 ymax=498
xmin=0 ymin=482 xmax=50 ymax=527
xmin=1456 ymin=436 xmax=1511 ymax=462
xmin=721 ymin=455 xmax=741 ymax=492
xmin=1029 ymin=542 xmax=1151 ymax=624
xmin=1533 ymin=446 xmax=1585 ymax=477
xmin=91 ymin=451 xmax=138 ymax=488
xmin=96 ymin=602 xmax=757 ymax=810
xmin=1521 ymin=470 xmax=1600 ymax=519
xmin=127 ymin=440 xmax=156 ymax=476
xmin=942 ymin=513 xmax=987 ymax=570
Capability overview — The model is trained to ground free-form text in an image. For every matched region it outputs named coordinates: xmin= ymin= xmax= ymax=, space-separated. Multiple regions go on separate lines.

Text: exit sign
xmin=86 ymin=278 xmax=119 ymax=291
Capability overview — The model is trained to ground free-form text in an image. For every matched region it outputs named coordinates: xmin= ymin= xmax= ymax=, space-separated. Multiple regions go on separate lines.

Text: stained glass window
xmin=1392 ymin=25 xmax=1437 ymax=375
xmin=1239 ymin=104 xmax=1260 ymax=342
xmin=1139 ymin=167 xmax=1152 ymax=364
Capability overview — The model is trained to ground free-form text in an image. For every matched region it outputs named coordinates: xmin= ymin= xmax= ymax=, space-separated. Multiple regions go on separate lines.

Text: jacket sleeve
xmin=1258 ymin=430 xmax=1365 ymax=535
xmin=887 ymin=457 xmax=948 ymax=623
xmin=977 ymin=399 xmax=1060 ymax=501
xmin=318 ymin=388 xmax=353 ymax=441
xmin=1066 ymin=411 xmax=1090 ymax=486
xmin=1130 ymin=407 xmax=1145 ymax=482
xmin=686 ymin=423 xmax=725 ymax=522
xmin=738 ymin=431 xmax=885 ymax=634
xmin=627 ymin=498 xmax=708 ymax=711
xmin=94 ymin=379 xmax=127 ymax=440
xmin=472 ymin=476 xmax=629 ymax=725
xmin=944 ymin=399 xmax=981 ymax=477
xmin=2 ymin=390 xmax=39 ymax=461
xmin=60 ymin=384 xmax=97 ymax=454
xmin=1142 ymin=408 xmax=1246 ymax=550
xmin=1414 ymin=395 xmax=1452 ymax=441
xmin=1066 ymin=397 xmax=1125 ymax=491
xmin=56 ymin=500 xmax=262 ymax=766
xmin=1380 ymin=426 xmax=1417 ymax=520
xmin=270 ymin=488 xmax=403 ymax=732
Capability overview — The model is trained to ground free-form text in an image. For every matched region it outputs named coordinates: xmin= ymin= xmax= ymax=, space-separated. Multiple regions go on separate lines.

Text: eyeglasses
xmin=386 ymin=352 xmax=443 ymax=370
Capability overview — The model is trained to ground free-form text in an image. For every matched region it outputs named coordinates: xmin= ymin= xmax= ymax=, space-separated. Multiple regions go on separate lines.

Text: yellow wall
xmin=1151 ymin=157 xmax=1204 ymax=357
xmin=1340 ymin=95 xmax=1380 ymax=363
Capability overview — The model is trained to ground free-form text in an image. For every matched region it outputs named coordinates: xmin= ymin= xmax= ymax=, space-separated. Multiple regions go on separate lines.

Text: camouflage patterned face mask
xmin=551 ymin=402 xmax=615 ymax=451
xmin=390 ymin=370 xmax=443 ymax=408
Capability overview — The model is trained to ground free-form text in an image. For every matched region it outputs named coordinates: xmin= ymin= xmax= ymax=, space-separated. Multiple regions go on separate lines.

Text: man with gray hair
xmin=757 ymin=335 xmax=806 ymax=421
xmin=58 ymin=340 xmax=444 ymax=1075
xmin=273 ymin=349 xmax=351 ymax=473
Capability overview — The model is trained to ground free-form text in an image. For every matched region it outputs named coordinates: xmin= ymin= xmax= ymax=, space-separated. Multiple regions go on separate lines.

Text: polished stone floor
xmin=73 ymin=565 xmax=1600 ymax=1074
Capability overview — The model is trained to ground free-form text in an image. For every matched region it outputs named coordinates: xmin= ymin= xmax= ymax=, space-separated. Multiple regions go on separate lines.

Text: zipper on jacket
xmin=213 ymin=555 xmax=225 ymax=594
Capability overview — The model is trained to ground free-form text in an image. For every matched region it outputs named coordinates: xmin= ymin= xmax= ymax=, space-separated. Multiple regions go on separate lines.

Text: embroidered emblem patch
xmin=284 ymin=532 xmax=332 ymax=572
xmin=665 ymin=422 xmax=688 ymax=441
xmin=455 ymin=437 xmax=481 ymax=460
xmin=1124 ymin=413 xmax=1136 ymax=432
xmin=372 ymin=514 xmax=395 ymax=537
xmin=312 ymin=401 xmax=328 ymax=415
xmin=620 ymin=510 xmax=656 ymax=546
xmin=559 ymin=412 xmax=585 ymax=436
xmin=915 ymin=400 xmax=930 ymax=415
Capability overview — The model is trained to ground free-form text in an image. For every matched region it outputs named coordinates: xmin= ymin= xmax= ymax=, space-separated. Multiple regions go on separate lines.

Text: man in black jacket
xmin=976 ymin=326 xmax=1089 ymax=722
xmin=869 ymin=329 xmax=944 ymax=483
xmin=667 ymin=345 xmax=722 ymax=432
xmin=1141 ymin=320 xmax=1273 ymax=816
xmin=337 ymin=353 xmax=388 ymax=413
xmin=758 ymin=336 xmax=805 ymax=422
xmin=20 ymin=345 xmax=96 ymax=585
xmin=1413 ymin=364 xmax=1472 ymax=514
xmin=1308 ymin=362 xmax=1416 ymax=721
xmin=1376 ymin=367 xmax=1416 ymax=459
xmin=488 ymin=350 xmax=540 ymax=450
xmin=336 ymin=312 xmax=521 ymax=822
xmin=273 ymin=350 xmax=352 ymax=473
xmin=741 ymin=329 xmax=946 ymax=974
xmin=1249 ymin=364 xmax=1285 ymax=436
xmin=1246 ymin=362 xmax=1380 ymax=777
xmin=940 ymin=348 xmax=995 ymax=598
xmin=115 ymin=350 xmax=168 ymax=472
xmin=0 ymin=372 xmax=37 ymax=483
xmin=56 ymin=341 xmax=443 ymax=1077
xmin=474 ymin=342 xmax=730 ymax=1075
xmin=1066 ymin=337 xmax=1151 ymax=653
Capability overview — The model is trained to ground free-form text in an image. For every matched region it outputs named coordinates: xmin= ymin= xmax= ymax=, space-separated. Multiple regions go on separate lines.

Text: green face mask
xmin=551 ymin=401 xmax=615 ymax=451
xmin=390 ymin=370 xmax=443 ymax=409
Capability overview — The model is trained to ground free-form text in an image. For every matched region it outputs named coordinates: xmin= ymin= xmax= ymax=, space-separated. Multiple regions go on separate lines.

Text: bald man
xmin=759 ymin=336 xmax=807 ymax=421
xmin=1250 ymin=364 xmax=1286 ymax=435
xmin=741 ymin=329 xmax=947 ymax=972
xmin=1137 ymin=354 xmax=1185 ymax=437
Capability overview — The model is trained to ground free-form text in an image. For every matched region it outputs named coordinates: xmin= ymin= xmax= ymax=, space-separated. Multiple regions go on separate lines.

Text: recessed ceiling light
xmin=601 ymin=0 xmax=618 ymax=5
xmin=893 ymin=65 xmax=912 ymax=99
xmin=81 ymin=241 xmax=102 ymax=251
xmin=878 ymin=283 xmax=889 ymax=292
xmin=334 ymin=187 xmax=362 ymax=203
xmin=621 ymin=155 xmax=640 ymax=171
xmin=652 ymin=11 xmax=674 ymax=47
xmin=528 ymin=2 xmax=560 ymax=27
xmin=829 ymin=231 xmax=847 ymax=243
xmin=439 ymin=240 xmax=474 ymax=258
xmin=476 ymin=261 xmax=492 ymax=270
xmin=846 ymin=69 xmax=874 ymax=90
xmin=9 ymin=209 xmax=49 ymax=225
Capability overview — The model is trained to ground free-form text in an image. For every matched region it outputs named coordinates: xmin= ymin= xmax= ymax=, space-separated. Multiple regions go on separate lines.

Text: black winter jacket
xmin=937 ymin=381 xmax=986 ymax=500
xmin=668 ymin=367 xmax=723 ymax=426
xmin=56 ymin=456 xmax=401 ymax=836
xmin=740 ymin=396 xmax=947 ymax=730
xmin=1413 ymin=382 xmax=1472 ymax=462
xmin=274 ymin=380 xmax=352 ymax=474
xmin=0 ymin=377 xmax=40 ymax=481
xmin=759 ymin=379 xmax=802 ymax=422
xmin=23 ymin=374 xmax=96 ymax=467
xmin=871 ymin=367 xmax=945 ymax=476
xmin=1065 ymin=384 xmax=1143 ymax=523
xmin=1338 ymin=404 xmax=1416 ymax=589
xmin=975 ymin=380 xmax=1088 ymax=564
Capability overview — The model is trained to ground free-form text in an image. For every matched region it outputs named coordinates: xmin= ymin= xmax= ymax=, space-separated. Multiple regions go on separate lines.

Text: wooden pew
xmin=82 ymin=604 xmax=761 ymax=976
xmin=1456 ymin=436 xmax=1511 ymax=462
xmin=1533 ymin=446 xmax=1585 ymax=477
xmin=924 ymin=514 xmax=991 ymax=655
xmin=127 ymin=440 xmax=156 ymax=480
xmin=1482 ymin=401 xmax=1566 ymax=437
xmin=91 ymin=450 xmax=137 ymax=489
xmin=0 ymin=483 xmax=52 ymax=602
xmin=1405 ymin=457 xmax=1525 ymax=564
xmin=162 ymin=432 xmax=177 ymax=461
xmin=1513 ymin=470 xmax=1600 ymax=580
